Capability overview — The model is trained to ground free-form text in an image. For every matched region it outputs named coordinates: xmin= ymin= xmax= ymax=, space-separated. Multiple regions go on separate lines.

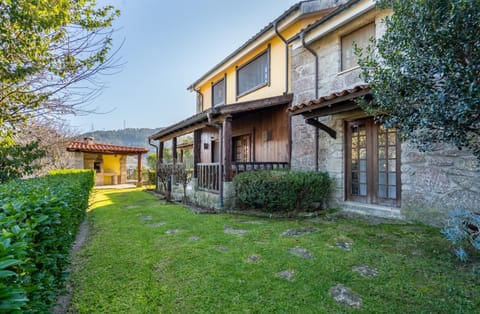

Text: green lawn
xmin=69 ymin=188 xmax=479 ymax=313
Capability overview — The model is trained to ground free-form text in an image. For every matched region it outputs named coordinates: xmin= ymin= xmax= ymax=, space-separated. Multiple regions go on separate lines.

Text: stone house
xmin=149 ymin=0 xmax=351 ymax=209
xmin=287 ymin=0 xmax=479 ymax=224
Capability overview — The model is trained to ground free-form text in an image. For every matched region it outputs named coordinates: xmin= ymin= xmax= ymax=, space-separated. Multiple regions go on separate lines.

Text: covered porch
xmin=149 ymin=94 xmax=292 ymax=209
xmin=67 ymin=138 xmax=149 ymax=186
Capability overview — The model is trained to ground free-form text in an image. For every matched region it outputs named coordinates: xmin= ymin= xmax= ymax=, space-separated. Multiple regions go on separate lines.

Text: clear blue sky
xmin=67 ymin=0 xmax=299 ymax=132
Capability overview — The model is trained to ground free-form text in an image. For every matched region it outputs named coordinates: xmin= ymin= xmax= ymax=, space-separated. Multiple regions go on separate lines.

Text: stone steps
xmin=341 ymin=201 xmax=405 ymax=220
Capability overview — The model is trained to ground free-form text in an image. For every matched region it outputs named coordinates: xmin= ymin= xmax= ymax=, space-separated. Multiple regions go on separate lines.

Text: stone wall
xmin=289 ymin=8 xmax=480 ymax=225
xmin=401 ymin=143 xmax=480 ymax=225
xmin=171 ymin=179 xmax=235 ymax=212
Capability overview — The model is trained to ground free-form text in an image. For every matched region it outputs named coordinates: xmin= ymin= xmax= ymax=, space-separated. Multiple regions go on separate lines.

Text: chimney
xmin=84 ymin=137 xmax=94 ymax=145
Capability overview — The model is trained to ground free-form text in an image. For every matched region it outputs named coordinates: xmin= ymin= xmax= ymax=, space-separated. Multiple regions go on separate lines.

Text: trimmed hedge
xmin=233 ymin=170 xmax=332 ymax=213
xmin=0 ymin=169 xmax=94 ymax=313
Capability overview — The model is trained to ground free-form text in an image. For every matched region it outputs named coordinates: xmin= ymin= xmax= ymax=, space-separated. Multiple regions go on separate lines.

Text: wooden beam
xmin=193 ymin=130 xmax=201 ymax=179
xmin=158 ymin=142 xmax=164 ymax=163
xmin=172 ymin=137 xmax=177 ymax=164
xmin=223 ymin=116 xmax=232 ymax=182
xmin=302 ymin=101 xmax=359 ymax=119
xmin=137 ymin=153 xmax=143 ymax=187
xmin=152 ymin=121 xmax=210 ymax=142
xmin=220 ymin=94 xmax=293 ymax=115
xmin=306 ymin=118 xmax=337 ymax=139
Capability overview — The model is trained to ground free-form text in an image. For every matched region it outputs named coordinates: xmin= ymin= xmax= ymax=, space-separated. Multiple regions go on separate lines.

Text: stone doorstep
xmin=341 ymin=201 xmax=405 ymax=220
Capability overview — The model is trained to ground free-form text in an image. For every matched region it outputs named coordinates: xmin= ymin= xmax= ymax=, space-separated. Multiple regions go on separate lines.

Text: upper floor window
xmin=341 ymin=23 xmax=375 ymax=71
xmin=212 ymin=77 xmax=225 ymax=107
xmin=237 ymin=49 xmax=270 ymax=97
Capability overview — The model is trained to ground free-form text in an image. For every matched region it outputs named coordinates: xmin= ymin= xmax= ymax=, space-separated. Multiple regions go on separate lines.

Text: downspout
xmin=148 ymin=139 xmax=159 ymax=191
xmin=207 ymin=113 xmax=223 ymax=209
xmin=300 ymin=31 xmax=320 ymax=172
xmin=195 ymin=89 xmax=204 ymax=113
xmin=274 ymin=21 xmax=289 ymax=95
xmin=275 ymin=21 xmax=292 ymax=168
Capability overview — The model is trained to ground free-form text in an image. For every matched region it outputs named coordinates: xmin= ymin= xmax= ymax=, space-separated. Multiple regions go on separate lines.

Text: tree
xmin=0 ymin=0 xmax=120 ymax=126
xmin=358 ymin=0 xmax=480 ymax=159
xmin=0 ymin=0 xmax=120 ymax=182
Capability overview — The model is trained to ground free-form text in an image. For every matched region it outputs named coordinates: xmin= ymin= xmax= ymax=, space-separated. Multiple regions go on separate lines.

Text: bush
xmin=442 ymin=209 xmax=480 ymax=262
xmin=233 ymin=170 xmax=332 ymax=213
xmin=0 ymin=169 xmax=94 ymax=313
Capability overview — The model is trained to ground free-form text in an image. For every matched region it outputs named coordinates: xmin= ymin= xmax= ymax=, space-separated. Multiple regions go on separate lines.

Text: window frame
xmin=211 ymin=75 xmax=226 ymax=107
xmin=236 ymin=47 xmax=270 ymax=98
xmin=340 ymin=23 xmax=375 ymax=72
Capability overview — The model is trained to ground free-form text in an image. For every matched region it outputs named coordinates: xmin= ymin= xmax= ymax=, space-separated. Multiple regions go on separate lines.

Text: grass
xmin=69 ymin=188 xmax=480 ymax=313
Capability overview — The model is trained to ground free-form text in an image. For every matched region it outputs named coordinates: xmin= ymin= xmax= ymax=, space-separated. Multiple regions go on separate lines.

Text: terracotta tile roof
xmin=67 ymin=141 xmax=149 ymax=155
xmin=287 ymin=84 xmax=370 ymax=114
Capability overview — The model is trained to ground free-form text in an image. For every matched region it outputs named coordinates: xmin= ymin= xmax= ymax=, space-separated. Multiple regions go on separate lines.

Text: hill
xmin=81 ymin=128 xmax=162 ymax=154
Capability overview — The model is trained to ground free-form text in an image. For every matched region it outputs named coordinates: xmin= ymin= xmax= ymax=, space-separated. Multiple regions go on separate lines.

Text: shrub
xmin=0 ymin=169 xmax=94 ymax=313
xmin=233 ymin=170 xmax=332 ymax=213
xmin=442 ymin=209 xmax=480 ymax=262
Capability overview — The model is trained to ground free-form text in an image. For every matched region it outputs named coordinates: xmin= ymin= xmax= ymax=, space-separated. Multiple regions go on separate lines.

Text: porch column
xmin=223 ymin=115 xmax=233 ymax=182
xmin=193 ymin=130 xmax=201 ymax=178
xmin=158 ymin=141 xmax=164 ymax=164
xmin=137 ymin=153 xmax=143 ymax=187
xmin=172 ymin=137 xmax=178 ymax=164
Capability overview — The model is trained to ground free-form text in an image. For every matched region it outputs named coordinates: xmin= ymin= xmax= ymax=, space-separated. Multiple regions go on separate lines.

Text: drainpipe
xmin=300 ymin=31 xmax=319 ymax=172
xmin=195 ymin=89 xmax=204 ymax=113
xmin=148 ymin=139 xmax=159 ymax=191
xmin=207 ymin=113 xmax=224 ymax=209
xmin=274 ymin=21 xmax=289 ymax=95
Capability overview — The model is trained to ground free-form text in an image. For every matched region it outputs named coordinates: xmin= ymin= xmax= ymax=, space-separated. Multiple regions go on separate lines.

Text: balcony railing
xmin=196 ymin=162 xmax=289 ymax=192
xmin=232 ymin=162 xmax=289 ymax=176
xmin=197 ymin=163 xmax=221 ymax=192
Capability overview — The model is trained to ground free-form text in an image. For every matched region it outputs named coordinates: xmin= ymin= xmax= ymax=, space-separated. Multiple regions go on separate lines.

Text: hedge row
xmin=0 ymin=170 xmax=94 ymax=313
xmin=233 ymin=170 xmax=332 ymax=213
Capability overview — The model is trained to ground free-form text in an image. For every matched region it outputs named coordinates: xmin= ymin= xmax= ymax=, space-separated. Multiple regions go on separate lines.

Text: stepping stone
xmin=281 ymin=227 xmax=320 ymax=236
xmin=188 ymin=236 xmax=200 ymax=241
xmin=287 ymin=246 xmax=314 ymax=259
xmin=148 ymin=222 xmax=167 ymax=227
xmin=140 ymin=216 xmax=153 ymax=221
xmin=246 ymin=254 xmax=260 ymax=263
xmin=329 ymin=284 xmax=363 ymax=309
xmin=121 ymin=205 xmax=138 ymax=210
xmin=165 ymin=229 xmax=181 ymax=234
xmin=352 ymin=265 xmax=378 ymax=278
xmin=224 ymin=226 xmax=249 ymax=236
xmin=276 ymin=269 xmax=295 ymax=281
xmin=336 ymin=241 xmax=352 ymax=251
xmin=213 ymin=246 xmax=229 ymax=252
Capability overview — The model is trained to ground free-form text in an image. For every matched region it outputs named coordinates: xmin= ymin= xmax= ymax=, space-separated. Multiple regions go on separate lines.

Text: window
xmin=341 ymin=23 xmax=375 ymax=71
xmin=237 ymin=49 xmax=269 ymax=97
xmin=212 ymin=78 xmax=225 ymax=107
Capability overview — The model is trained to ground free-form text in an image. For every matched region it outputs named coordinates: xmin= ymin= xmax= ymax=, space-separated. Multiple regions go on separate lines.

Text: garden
xmin=65 ymin=187 xmax=479 ymax=313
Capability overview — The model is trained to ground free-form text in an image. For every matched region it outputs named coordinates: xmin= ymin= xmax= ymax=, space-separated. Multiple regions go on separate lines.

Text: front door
xmin=345 ymin=118 xmax=401 ymax=206
xmin=233 ymin=135 xmax=251 ymax=162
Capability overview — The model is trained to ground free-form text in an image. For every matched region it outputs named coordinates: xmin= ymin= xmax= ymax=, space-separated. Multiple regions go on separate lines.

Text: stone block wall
xmin=401 ymin=143 xmax=480 ymax=225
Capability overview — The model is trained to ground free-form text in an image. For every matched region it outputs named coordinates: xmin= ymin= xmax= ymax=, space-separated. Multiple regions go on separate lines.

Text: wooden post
xmin=223 ymin=116 xmax=232 ymax=182
xmin=137 ymin=153 xmax=143 ymax=187
xmin=193 ymin=130 xmax=201 ymax=178
xmin=158 ymin=141 xmax=164 ymax=164
xmin=172 ymin=137 xmax=178 ymax=164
